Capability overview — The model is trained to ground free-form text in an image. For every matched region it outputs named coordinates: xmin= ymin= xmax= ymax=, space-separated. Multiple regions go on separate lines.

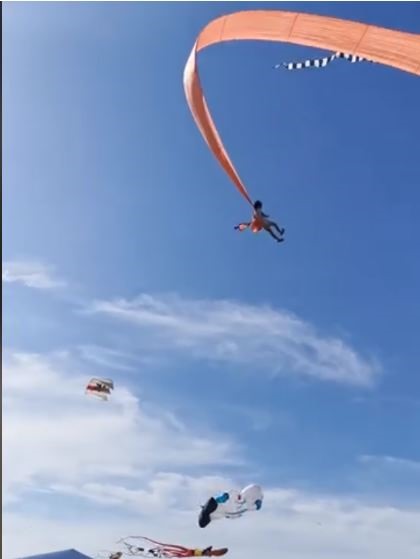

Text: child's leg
xmin=269 ymin=220 xmax=284 ymax=235
xmin=265 ymin=227 xmax=284 ymax=242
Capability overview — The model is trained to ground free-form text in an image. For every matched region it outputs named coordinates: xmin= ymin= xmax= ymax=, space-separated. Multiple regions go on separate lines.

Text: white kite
xmin=198 ymin=484 xmax=263 ymax=528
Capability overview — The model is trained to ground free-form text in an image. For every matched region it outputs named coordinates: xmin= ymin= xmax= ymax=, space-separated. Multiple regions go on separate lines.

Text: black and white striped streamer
xmin=274 ymin=51 xmax=372 ymax=71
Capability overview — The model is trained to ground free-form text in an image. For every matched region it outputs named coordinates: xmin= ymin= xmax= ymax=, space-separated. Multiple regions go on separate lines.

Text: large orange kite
xmin=183 ymin=10 xmax=420 ymax=207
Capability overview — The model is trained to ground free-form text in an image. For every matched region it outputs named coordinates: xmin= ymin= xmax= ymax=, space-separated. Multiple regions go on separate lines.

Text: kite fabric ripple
xmin=183 ymin=10 xmax=420 ymax=206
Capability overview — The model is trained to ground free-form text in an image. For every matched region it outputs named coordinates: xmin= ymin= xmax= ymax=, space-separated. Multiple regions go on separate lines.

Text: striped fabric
xmin=275 ymin=51 xmax=372 ymax=71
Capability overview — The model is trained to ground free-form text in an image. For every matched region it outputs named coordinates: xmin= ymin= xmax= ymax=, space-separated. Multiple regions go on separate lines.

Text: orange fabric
xmin=250 ymin=218 xmax=263 ymax=233
xmin=235 ymin=218 xmax=263 ymax=233
xmin=183 ymin=10 xmax=420 ymax=206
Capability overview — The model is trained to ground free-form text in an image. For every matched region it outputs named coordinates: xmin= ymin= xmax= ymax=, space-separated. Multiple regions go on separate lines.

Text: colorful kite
xmin=118 ymin=537 xmax=228 ymax=558
xmin=85 ymin=378 xmax=114 ymax=401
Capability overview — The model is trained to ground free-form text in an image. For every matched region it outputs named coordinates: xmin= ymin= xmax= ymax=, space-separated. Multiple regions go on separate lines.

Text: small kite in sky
xmin=85 ymin=377 xmax=114 ymax=400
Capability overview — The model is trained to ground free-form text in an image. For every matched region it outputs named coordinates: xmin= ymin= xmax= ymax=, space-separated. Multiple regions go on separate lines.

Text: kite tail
xmin=274 ymin=51 xmax=372 ymax=70
xmin=132 ymin=538 xmax=192 ymax=557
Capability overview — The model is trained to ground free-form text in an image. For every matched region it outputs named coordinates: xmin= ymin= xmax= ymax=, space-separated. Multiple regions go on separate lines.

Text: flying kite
xmin=85 ymin=377 xmax=114 ymax=400
xmin=199 ymin=484 xmax=263 ymax=528
xmin=183 ymin=10 xmax=420 ymax=212
xmin=118 ymin=537 xmax=228 ymax=558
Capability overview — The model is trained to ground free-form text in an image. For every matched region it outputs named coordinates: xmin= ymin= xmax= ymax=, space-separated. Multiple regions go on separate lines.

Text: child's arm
xmin=234 ymin=222 xmax=250 ymax=231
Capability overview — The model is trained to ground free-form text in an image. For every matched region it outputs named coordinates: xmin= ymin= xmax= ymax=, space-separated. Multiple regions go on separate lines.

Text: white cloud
xmin=3 ymin=351 xmax=420 ymax=559
xmin=2 ymin=260 xmax=66 ymax=290
xmin=87 ymin=294 xmax=380 ymax=387
xmin=2 ymin=351 xmax=240 ymax=507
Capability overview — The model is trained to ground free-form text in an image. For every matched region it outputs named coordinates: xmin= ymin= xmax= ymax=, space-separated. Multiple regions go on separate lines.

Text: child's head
xmin=253 ymin=200 xmax=263 ymax=209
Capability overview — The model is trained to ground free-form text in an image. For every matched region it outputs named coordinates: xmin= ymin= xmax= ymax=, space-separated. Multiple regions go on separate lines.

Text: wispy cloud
xmin=356 ymin=454 xmax=420 ymax=504
xmin=219 ymin=402 xmax=275 ymax=432
xmin=87 ymin=294 xmax=380 ymax=387
xmin=359 ymin=454 xmax=420 ymax=472
xmin=77 ymin=345 xmax=141 ymax=372
xmin=2 ymin=260 xmax=66 ymax=290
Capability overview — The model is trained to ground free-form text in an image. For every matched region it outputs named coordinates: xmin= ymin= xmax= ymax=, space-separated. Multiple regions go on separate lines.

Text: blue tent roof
xmin=18 ymin=550 xmax=93 ymax=559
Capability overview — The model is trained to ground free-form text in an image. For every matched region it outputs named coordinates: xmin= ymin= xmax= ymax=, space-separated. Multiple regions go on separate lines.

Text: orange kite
xmin=183 ymin=10 xmax=420 ymax=207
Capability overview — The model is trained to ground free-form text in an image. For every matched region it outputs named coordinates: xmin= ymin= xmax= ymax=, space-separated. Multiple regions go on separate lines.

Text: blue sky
xmin=3 ymin=2 xmax=420 ymax=559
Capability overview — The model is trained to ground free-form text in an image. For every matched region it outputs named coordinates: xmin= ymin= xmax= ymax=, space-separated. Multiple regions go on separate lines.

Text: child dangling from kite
xmin=234 ymin=200 xmax=285 ymax=243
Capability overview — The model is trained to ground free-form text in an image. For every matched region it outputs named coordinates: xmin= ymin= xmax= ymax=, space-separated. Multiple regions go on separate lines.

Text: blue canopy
xmin=18 ymin=550 xmax=93 ymax=559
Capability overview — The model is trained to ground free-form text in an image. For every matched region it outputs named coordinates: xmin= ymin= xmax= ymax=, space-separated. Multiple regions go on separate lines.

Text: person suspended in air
xmin=234 ymin=201 xmax=285 ymax=243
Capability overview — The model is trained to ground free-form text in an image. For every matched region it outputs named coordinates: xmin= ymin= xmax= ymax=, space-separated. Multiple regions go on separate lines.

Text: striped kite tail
xmin=274 ymin=51 xmax=372 ymax=71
